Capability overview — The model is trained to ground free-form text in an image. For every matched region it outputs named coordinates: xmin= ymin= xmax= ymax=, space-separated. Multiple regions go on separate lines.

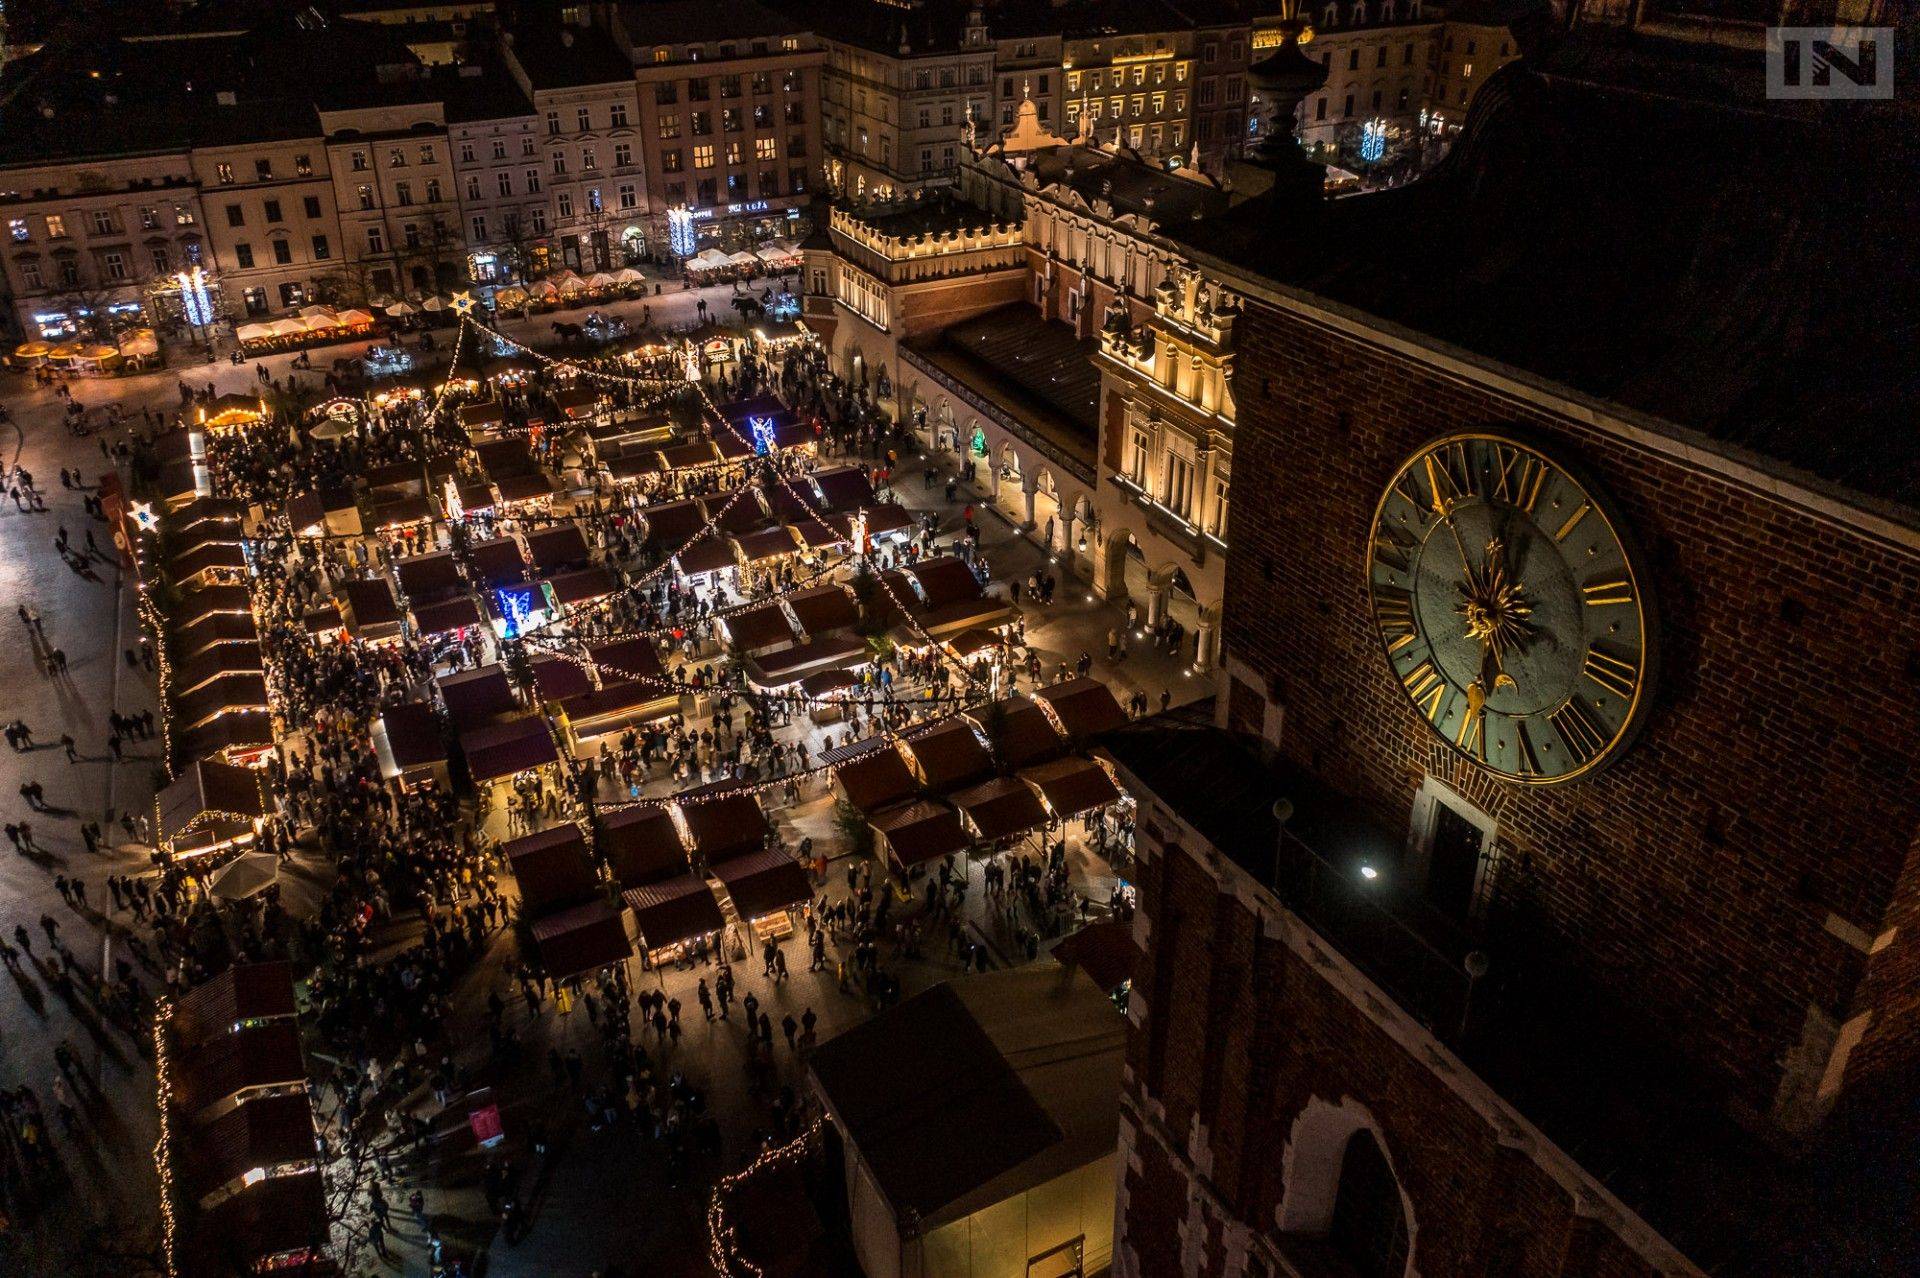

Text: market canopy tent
xmin=525 ymin=524 xmax=592 ymax=573
xmin=719 ymin=601 xmax=797 ymax=655
xmin=834 ymin=743 xmax=918 ymax=815
xmin=1033 ymin=677 xmax=1129 ymax=740
xmin=900 ymin=719 xmax=993 ymax=794
xmin=624 ymin=876 xmax=726 ymax=952
xmin=503 ymin=824 xmax=598 ymax=915
xmin=870 ymin=799 xmax=971 ymax=873
xmin=436 ymin=664 xmax=519 ymax=732
xmin=531 ymin=901 xmax=633 ymax=980
xmin=1020 ymin=755 xmax=1123 ymax=819
xmin=460 ymin=715 xmax=559 ymax=783
xmin=599 ymin=805 xmax=691 ymax=890
xmin=677 ymin=789 xmax=771 ymax=866
xmin=950 ymin=775 xmax=1049 ymax=843
xmin=786 ymin=584 xmax=860 ymax=636
xmin=158 ymin=757 xmax=266 ymax=854
xmin=712 ymin=847 xmax=811 ymax=920
xmin=965 ymin=696 xmax=1067 ymax=771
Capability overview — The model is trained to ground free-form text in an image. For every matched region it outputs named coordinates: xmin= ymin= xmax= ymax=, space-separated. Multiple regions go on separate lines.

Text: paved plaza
xmin=0 ymin=291 xmax=1203 ymax=1276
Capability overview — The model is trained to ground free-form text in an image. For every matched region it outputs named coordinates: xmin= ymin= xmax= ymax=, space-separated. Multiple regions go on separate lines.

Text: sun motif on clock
xmin=1366 ymin=432 xmax=1656 ymax=784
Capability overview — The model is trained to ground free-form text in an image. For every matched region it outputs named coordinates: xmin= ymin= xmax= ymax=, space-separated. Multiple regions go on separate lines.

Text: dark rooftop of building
xmin=906 ymin=304 xmax=1100 ymax=469
xmin=834 ymin=192 xmax=1010 ymax=242
xmin=1097 ymin=714 xmax=1920 ymax=1275
xmin=1175 ymin=54 xmax=1920 ymax=518
xmin=1008 ymin=141 xmax=1230 ymax=225
xmin=992 ymin=0 xmax=1197 ymax=41
xmin=787 ymin=0 xmax=974 ymax=56
xmin=615 ymin=0 xmax=807 ymax=48
xmin=506 ymin=21 xmax=635 ymax=87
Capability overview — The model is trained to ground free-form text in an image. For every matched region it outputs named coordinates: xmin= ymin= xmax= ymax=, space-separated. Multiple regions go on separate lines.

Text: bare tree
xmin=50 ymin=280 xmax=124 ymax=341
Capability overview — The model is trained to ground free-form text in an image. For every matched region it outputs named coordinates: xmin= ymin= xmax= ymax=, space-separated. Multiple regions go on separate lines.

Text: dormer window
xmin=1351 ymin=2 xmax=1368 ymax=23
xmin=1322 ymin=4 xmax=1339 ymax=29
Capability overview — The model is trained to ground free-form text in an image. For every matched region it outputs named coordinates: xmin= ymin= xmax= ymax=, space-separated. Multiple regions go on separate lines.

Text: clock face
xmin=1366 ymin=432 xmax=1654 ymax=784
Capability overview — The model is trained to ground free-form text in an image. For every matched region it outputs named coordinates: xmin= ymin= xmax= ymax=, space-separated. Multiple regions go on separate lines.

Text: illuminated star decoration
xmin=450 ymin=290 xmax=476 ymax=315
xmin=129 ymin=501 xmax=157 ymax=530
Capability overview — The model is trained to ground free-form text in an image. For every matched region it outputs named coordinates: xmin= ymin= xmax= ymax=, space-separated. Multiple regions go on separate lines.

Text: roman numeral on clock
xmin=1514 ymin=720 xmax=1540 ymax=777
xmin=1583 ymin=579 xmax=1634 ymax=607
xmin=1491 ymin=444 xmax=1548 ymax=515
xmin=1583 ymin=646 xmax=1638 ymax=700
xmin=1374 ymin=585 xmax=1417 ymax=654
xmin=1548 ymin=699 xmax=1609 ymax=768
xmin=1402 ymin=661 xmax=1448 ymax=723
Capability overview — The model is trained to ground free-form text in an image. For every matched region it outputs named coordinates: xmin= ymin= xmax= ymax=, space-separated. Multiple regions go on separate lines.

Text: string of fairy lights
xmin=152 ymin=996 xmax=179 ymax=1278
xmin=707 ymin=1118 xmax=823 ymax=1277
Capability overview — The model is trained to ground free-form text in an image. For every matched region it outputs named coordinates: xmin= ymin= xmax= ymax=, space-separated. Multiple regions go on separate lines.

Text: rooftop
xmin=905 ymin=304 xmax=1101 ymax=471
xmin=614 ymin=0 xmax=807 ymax=50
xmin=1002 ymin=140 xmax=1230 ymax=226
xmin=808 ymin=965 xmax=1124 ymax=1228
xmin=1176 ymin=53 xmax=1920 ymax=518
xmin=506 ymin=21 xmax=636 ymax=88
xmin=1097 ymin=715 xmax=1920 ymax=1275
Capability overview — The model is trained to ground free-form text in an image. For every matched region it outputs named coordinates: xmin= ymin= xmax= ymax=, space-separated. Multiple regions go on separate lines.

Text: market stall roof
xmin=175 ymin=1022 xmax=306 ymax=1116
xmin=363 ymin=459 xmax=422 ymax=493
xmin=461 ymin=715 xmax=558 ymax=782
xmin=907 ymin=596 xmax=1017 ymax=640
xmin=799 ymin=669 xmax=859 ymax=699
xmin=675 ymin=538 xmax=738 ymax=577
xmin=172 ymin=585 xmax=255 ymax=624
xmin=767 ymin=485 xmax=821 ymax=524
xmin=1032 ymin=677 xmax=1129 ymax=739
xmin=786 ymin=584 xmax=859 ymax=636
xmin=168 ymin=519 xmax=246 ymax=560
xmin=531 ymin=900 xmax=633 ymax=980
xmin=163 ymin=498 xmax=246 ymax=533
xmin=503 ymin=823 xmax=598 ymax=914
xmin=459 ymin=401 xmax=506 ymax=428
xmin=410 ymin=595 xmax=482 ymax=636
xmin=712 ymin=848 xmax=811 ymax=920
xmin=719 ymin=602 xmax=796 ymax=653
xmin=302 ymin=603 xmax=343 ymax=635
xmin=553 ymin=386 xmax=603 ymax=418
xmin=852 ymin=502 xmax=914 ymax=540
xmin=947 ymin=628 xmax=1004 ymax=660
xmin=713 ymin=430 xmax=754 ymax=461
xmin=793 ymin=519 xmax=846 ymax=551
xmin=711 ymin=491 xmax=768 ymax=533
xmin=177 ymin=710 xmax=273 ymax=765
xmin=1020 ymin=755 xmax=1123 ymax=818
xmin=174 ymin=641 xmax=265 ymax=696
xmin=525 ymin=524 xmax=591 ymax=573
xmin=495 ymin=472 xmax=557 ymax=505
xmin=870 ymin=799 xmax=970 ymax=870
xmin=678 ymin=789 xmax=770 ymax=866
xmin=285 ymin=491 xmax=328 ymax=535
xmin=338 ymin=577 xmax=402 ymax=630
xmin=370 ymin=494 xmax=434 ymax=529
xmin=908 ymin=556 xmax=985 ymax=609
xmin=159 ymin=758 xmax=265 ymax=846
xmin=548 ymin=565 xmax=617 ymax=605
xmin=530 ymin=654 xmax=594 ymax=702
xmin=863 ymin=569 xmax=917 ymax=628
xmin=560 ymin=679 xmax=676 ymax=728
xmin=171 ymin=961 xmax=296 ymax=1052
xmin=641 ymin=499 xmax=705 ymax=548
xmin=607 ymin=450 xmax=665 ymax=481
xmin=169 ymin=540 xmax=247 ymax=581
xmin=835 ymin=744 xmax=918 ymax=814
xmin=721 ymin=393 xmax=787 ymax=422
xmin=625 ymin=876 xmax=725 ymax=951
xmin=468 ymin=536 xmax=529 ymax=587
xmin=174 ymin=674 xmax=270 ymax=731
xmin=736 ymin=526 xmax=801 ymax=563
xmin=196 ymin=1167 xmax=328 ymax=1269
xmin=477 ymin=437 xmax=534 ymax=475
xmin=772 ymin=420 xmax=818 ymax=450
xmin=600 ymin=805 xmax=691 ymax=888
xmin=966 ymin=697 xmax=1066 ymax=771
xmin=395 ymin=549 xmax=463 ymax=603
xmin=950 ymin=775 xmax=1049 ymax=843
xmin=589 ymin=636 xmax=665 ymax=682
xmin=1049 ymin=919 xmax=1140 ymax=993
xmin=746 ymin=631 xmax=866 ymax=688
xmin=813 ymin=466 xmax=877 ymax=512
xmin=901 ymin=718 xmax=993 ymax=793
xmin=436 ymin=664 xmax=518 ymax=732
xmin=187 ymin=1093 xmax=317 ymax=1197
xmin=660 ymin=439 xmax=719 ymax=470
xmin=378 ymin=702 xmax=448 ymax=773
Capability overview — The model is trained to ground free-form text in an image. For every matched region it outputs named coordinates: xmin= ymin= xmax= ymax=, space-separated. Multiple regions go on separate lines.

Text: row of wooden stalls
xmin=829 ymin=678 xmax=1132 ymax=879
xmin=166 ymin=962 xmax=333 ymax=1275
xmin=503 ymin=788 xmax=812 ymax=982
xmin=142 ymin=499 xmax=284 ymax=868
xmin=716 ymin=549 xmax=1015 ymax=707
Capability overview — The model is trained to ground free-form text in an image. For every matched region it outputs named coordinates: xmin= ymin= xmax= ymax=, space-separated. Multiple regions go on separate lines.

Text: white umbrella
xmin=613 ymin=267 xmax=644 ymax=285
xmin=236 ymin=322 xmax=274 ymax=343
xmin=337 ymin=308 xmax=376 ymax=327
xmin=421 ymin=295 xmax=448 ymax=312
xmin=269 ymin=318 xmax=310 ymax=337
xmin=299 ymin=305 xmax=340 ymax=325
xmin=530 ymin=279 xmax=560 ymax=297
xmin=586 ymin=272 xmax=616 ymax=289
xmin=210 ymin=852 xmax=280 ymax=900
xmin=727 ymin=250 xmax=761 ymax=268
xmin=310 ymin=415 xmax=354 ymax=441
xmin=385 ymin=300 xmax=417 ymax=316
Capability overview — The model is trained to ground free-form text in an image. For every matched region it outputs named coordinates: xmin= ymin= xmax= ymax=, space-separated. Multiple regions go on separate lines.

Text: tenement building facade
xmin=1100 ymin=13 xmax=1920 ymax=1278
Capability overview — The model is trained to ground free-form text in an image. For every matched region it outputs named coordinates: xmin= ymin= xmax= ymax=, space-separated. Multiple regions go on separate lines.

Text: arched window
xmin=1329 ymin=1131 xmax=1410 ymax=1278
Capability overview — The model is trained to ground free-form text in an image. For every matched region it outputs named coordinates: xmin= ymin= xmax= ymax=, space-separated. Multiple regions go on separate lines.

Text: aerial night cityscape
xmin=0 ymin=0 xmax=1911 ymax=1274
